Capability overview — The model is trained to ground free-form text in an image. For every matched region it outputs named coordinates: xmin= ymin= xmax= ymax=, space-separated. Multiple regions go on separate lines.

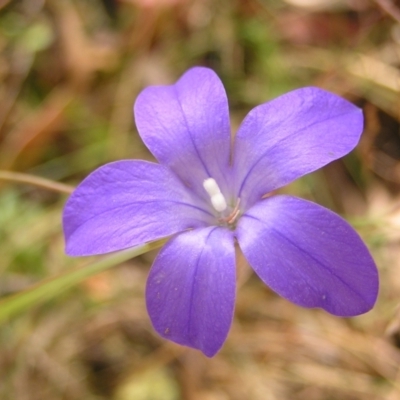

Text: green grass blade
xmin=0 ymin=239 xmax=166 ymax=324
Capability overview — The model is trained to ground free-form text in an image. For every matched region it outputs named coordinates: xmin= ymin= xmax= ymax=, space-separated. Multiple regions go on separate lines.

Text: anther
xmin=210 ymin=192 xmax=227 ymax=212
xmin=203 ymin=178 xmax=220 ymax=197
xmin=203 ymin=178 xmax=227 ymax=212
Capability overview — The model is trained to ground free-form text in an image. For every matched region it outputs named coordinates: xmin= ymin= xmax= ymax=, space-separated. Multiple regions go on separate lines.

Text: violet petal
xmin=134 ymin=67 xmax=232 ymax=198
xmin=233 ymin=87 xmax=364 ymax=209
xmin=63 ymin=160 xmax=211 ymax=256
xmin=236 ymin=195 xmax=378 ymax=316
xmin=146 ymin=227 xmax=236 ymax=357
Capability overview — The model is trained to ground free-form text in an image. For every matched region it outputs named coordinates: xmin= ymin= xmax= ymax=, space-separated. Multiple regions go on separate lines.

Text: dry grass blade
xmin=0 ymin=170 xmax=74 ymax=194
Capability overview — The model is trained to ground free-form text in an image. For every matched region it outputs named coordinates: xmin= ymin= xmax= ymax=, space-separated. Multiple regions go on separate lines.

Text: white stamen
xmin=211 ymin=192 xmax=227 ymax=212
xmin=203 ymin=178 xmax=220 ymax=197
xmin=203 ymin=178 xmax=227 ymax=212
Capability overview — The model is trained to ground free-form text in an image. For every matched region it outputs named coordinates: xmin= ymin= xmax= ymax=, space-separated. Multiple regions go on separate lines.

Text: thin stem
xmin=0 ymin=239 xmax=167 ymax=324
xmin=375 ymin=0 xmax=400 ymax=22
xmin=0 ymin=170 xmax=74 ymax=194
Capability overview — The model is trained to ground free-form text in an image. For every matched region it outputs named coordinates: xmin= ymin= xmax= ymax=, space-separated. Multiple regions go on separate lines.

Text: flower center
xmin=203 ymin=178 xmax=227 ymax=212
xmin=203 ymin=178 xmax=241 ymax=228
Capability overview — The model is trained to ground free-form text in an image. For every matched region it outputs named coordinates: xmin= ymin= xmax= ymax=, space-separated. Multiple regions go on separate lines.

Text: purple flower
xmin=63 ymin=67 xmax=378 ymax=357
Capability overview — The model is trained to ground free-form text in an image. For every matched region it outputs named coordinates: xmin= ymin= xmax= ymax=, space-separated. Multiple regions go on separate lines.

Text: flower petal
xmin=63 ymin=161 xmax=212 ymax=256
xmin=134 ymin=67 xmax=232 ymax=199
xmin=236 ymin=196 xmax=378 ymax=316
xmin=146 ymin=227 xmax=236 ymax=357
xmin=233 ymin=87 xmax=364 ymax=209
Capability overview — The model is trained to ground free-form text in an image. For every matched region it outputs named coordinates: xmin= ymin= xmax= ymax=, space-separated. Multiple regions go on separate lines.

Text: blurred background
xmin=0 ymin=0 xmax=399 ymax=399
